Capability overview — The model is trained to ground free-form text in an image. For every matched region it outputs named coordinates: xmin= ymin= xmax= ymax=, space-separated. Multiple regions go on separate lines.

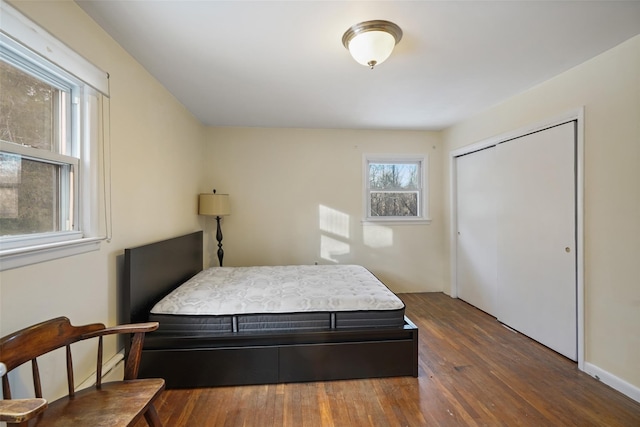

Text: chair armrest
xmin=0 ymin=398 xmax=47 ymax=423
xmin=81 ymin=322 xmax=159 ymax=339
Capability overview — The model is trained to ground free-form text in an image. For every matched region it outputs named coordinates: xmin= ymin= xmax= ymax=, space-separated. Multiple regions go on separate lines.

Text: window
xmin=363 ymin=155 xmax=430 ymax=224
xmin=0 ymin=2 xmax=109 ymax=270
xmin=0 ymin=60 xmax=77 ymax=238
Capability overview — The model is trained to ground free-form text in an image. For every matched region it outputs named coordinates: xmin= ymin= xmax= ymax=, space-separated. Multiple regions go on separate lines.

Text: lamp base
xmin=216 ymin=215 xmax=224 ymax=267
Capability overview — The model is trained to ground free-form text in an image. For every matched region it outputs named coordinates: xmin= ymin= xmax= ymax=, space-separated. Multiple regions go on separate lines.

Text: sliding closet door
xmin=495 ymin=122 xmax=577 ymax=360
xmin=456 ymin=148 xmax=497 ymax=316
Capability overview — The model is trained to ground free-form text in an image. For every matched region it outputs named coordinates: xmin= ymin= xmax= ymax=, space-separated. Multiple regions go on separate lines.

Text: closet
xmin=455 ymin=121 xmax=577 ymax=361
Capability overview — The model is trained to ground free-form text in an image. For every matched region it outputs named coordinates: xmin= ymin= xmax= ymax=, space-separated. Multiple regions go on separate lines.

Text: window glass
xmin=369 ymin=162 xmax=420 ymax=217
xmin=0 ymin=61 xmax=62 ymax=151
xmin=0 ymin=153 xmax=73 ymax=236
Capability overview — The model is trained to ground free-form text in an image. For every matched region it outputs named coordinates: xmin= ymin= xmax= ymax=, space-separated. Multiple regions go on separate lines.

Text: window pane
xmin=0 ymin=60 xmax=59 ymax=150
xmin=370 ymin=192 xmax=418 ymax=217
xmin=369 ymin=163 xmax=419 ymax=191
xmin=0 ymin=153 xmax=70 ymax=236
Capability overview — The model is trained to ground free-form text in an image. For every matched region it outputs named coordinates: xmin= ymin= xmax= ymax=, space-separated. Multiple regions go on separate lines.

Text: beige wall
xmin=0 ymin=1 xmax=206 ymax=398
xmin=204 ymin=127 xmax=445 ymax=293
xmin=442 ymin=36 xmax=640 ymax=391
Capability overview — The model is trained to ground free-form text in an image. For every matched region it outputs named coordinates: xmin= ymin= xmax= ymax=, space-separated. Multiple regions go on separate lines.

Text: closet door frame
xmin=448 ymin=108 xmax=585 ymax=370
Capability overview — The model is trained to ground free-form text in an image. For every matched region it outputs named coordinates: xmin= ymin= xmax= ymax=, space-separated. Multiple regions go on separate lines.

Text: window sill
xmin=0 ymin=237 xmax=102 ymax=271
xmin=361 ymin=218 xmax=432 ymax=226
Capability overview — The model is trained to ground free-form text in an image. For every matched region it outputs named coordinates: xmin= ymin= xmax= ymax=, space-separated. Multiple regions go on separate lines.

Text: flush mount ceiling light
xmin=342 ymin=20 xmax=403 ymax=69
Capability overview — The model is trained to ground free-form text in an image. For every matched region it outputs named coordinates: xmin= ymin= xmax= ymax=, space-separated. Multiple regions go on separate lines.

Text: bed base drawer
xmin=279 ymin=339 xmax=417 ymax=383
xmin=139 ymin=346 xmax=280 ymax=387
xmin=138 ymin=322 xmax=418 ymax=388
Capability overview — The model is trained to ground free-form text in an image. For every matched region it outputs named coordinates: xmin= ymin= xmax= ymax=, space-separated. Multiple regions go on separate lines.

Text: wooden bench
xmin=0 ymin=317 xmax=164 ymax=426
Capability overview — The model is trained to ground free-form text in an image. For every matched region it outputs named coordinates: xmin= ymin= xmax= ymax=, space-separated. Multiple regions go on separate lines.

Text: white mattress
xmin=150 ymin=264 xmax=404 ymax=316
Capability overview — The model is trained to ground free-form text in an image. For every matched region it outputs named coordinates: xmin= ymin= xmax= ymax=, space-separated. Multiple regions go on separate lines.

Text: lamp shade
xmin=342 ymin=20 xmax=402 ymax=69
xmin=199 ymin=193 xmax=230 ymax=216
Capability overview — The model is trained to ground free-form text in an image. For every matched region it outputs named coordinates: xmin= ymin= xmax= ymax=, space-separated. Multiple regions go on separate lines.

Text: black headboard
xmin=123 ymin=231 xmax=203 ymax=323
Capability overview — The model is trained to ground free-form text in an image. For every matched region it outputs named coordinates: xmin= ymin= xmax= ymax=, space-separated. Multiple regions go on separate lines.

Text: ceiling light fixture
xmin=342 ymin=20 xmax=402 ymax=69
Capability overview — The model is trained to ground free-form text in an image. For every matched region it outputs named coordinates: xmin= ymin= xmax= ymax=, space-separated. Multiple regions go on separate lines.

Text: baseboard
xmin=75 ymin=351 xmax=125 ymax=391
xmin=583 ymin=362 xmax=640 ymax=403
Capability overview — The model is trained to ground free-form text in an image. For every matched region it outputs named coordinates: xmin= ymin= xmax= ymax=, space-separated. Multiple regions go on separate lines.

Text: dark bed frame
xmin=123 ymin=231 xmax=418 ymax=389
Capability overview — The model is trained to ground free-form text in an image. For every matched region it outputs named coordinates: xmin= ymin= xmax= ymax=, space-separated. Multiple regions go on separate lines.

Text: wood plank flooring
xmin=135 ymin=293 xmax=640 ymax=426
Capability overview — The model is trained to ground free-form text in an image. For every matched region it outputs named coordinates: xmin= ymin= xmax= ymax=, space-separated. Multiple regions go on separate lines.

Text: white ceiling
xmin=76 ymin=1 xmax=640 ymax=131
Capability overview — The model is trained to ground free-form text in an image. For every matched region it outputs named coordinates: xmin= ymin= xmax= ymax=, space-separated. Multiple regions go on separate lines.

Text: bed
xmin=122 ymin=231 xmax=418 ymax=388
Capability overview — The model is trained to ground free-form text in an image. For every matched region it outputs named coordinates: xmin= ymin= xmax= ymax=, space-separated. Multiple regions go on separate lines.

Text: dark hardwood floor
xmin=135 ymin=293 xmax=640 ymax=426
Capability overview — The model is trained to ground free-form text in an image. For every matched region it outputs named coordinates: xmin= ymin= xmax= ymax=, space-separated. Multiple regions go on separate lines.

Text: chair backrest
xmin=0 ymin=317 xmax=104 ymax=400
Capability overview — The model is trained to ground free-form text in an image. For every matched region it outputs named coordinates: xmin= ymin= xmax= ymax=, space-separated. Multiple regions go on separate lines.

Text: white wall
xmin=204 ymin=127 xmax=445 ymax=293
xmin=442 ymin=35 xmax=640 ymax=395
xmin=0 ymin=0 xmax=206 ymax=399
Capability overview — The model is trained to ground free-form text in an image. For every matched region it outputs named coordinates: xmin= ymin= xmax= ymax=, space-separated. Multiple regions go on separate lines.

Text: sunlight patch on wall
xmin=319 ymin=205 xmax=351 ymax=262
xmin=319 ymin=205 xmax=350 ymax=238
xmin=363 ymin=224 xmax=393 ymax=248
xmin=320 ymin=235 xmax=350 ymax=263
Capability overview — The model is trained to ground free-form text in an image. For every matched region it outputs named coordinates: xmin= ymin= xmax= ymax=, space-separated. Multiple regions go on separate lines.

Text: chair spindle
xmin=65 ymin=346 xmax=74 ymax=398
xmin=96 ymin=337 xmax=103 ymax=389
xmin=31 ymin=359 xmax=42 ymax=399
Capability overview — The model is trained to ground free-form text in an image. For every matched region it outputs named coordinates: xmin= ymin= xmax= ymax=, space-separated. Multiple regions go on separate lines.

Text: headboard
xmin=123 ymin=231 xmax=203 ymax=323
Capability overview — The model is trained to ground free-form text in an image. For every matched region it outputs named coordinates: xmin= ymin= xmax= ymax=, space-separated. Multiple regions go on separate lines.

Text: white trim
xmin=575 ymin=108 xmax=585 ymax=370
xmin=449 ymin=109 xmax=584 ymax=158
xmin=0 ymin=0 xmax=109 ymax=95
xmin=0 ymin=141 xmax=80 ymax=166
xmin=80 ymin=87 xmax=102 ymax=240
xmin=0 ymin=237 xmax=102 ymax=271
xmin=449 ymin=154 xmax=459 ymax=298
xmin=583 ymin=362 xmax=640 ymax=403
xmin=0 ymin=231 xmax=83 ymax=251
xmin=448 ymin=107 xmax=585 ymax=370
xmin=361 ymin=218 xmax=431 ymax=226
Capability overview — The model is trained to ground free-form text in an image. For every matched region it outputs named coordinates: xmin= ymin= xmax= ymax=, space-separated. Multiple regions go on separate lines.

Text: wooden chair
xmin=0 ymin=317 xmax=164 ymax=426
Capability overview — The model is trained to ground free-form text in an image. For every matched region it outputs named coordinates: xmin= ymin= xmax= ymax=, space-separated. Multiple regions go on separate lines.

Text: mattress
xmin=149 ymin=265 xmax=406 ymax=335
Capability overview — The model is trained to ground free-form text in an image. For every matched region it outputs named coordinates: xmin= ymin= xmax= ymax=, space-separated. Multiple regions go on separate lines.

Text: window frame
xmin=362 ymin=154 xmax=431 ymax=225
xmin=0 ymin=2 xmax=108 ymax=270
